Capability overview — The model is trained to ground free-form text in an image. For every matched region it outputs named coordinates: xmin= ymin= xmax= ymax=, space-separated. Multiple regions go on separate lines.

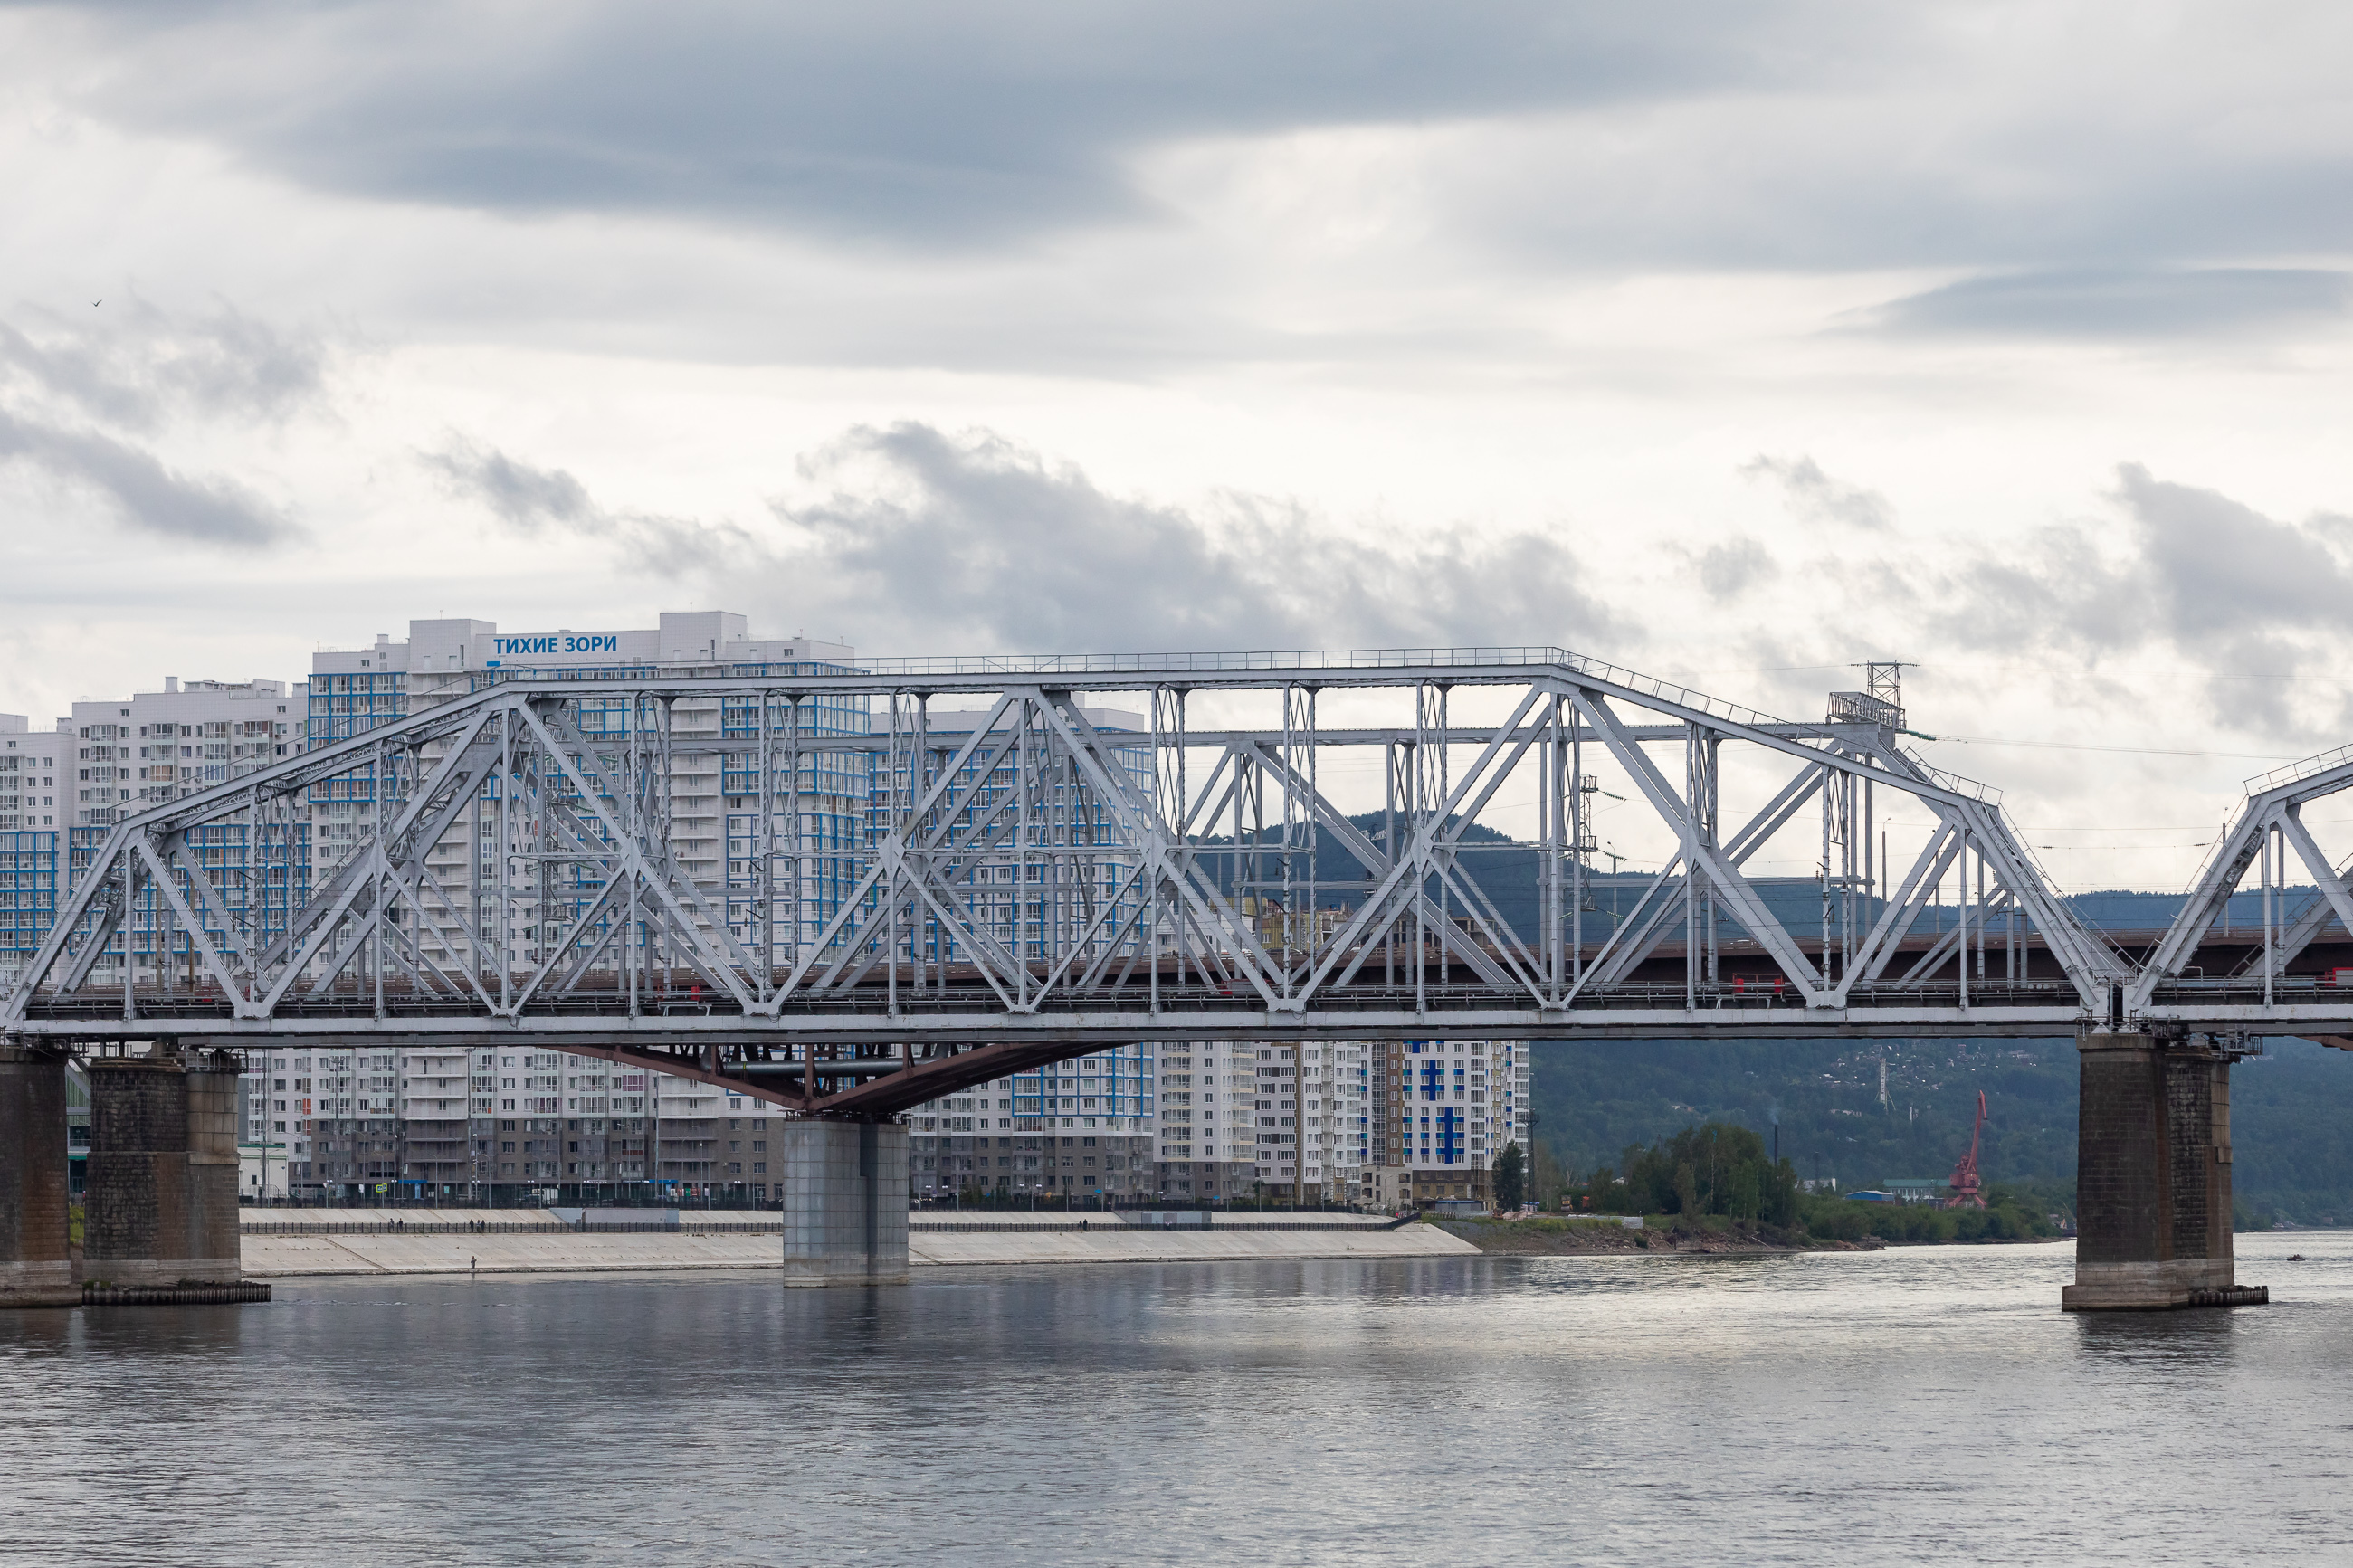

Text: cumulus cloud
xmin=0 ymin=300 xmax=315 ymax=548
xmin=1741 ymin=455 xmax=1893 ymax=532
xmin=768 ymin=423 xmax=1627 ymax=651
xmin=0 ymin=299 xmax=328 ymax=431
xmin=0 ymin=405 xmax=290 ymax=547
xmin=424 ymin=438 xmax=760 ymax=577
xmin=430 ymin=422 xmax=1627 ymax=654
xmin=1725 ymin=464 xmax=2353 ymax=747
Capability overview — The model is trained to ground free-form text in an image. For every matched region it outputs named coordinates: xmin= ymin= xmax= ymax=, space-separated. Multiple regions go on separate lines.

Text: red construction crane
xmin=1945 ymin=1090 xmax=1987 ymax=1209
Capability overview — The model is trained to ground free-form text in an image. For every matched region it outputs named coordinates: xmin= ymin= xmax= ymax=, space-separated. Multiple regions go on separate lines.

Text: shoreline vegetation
xmin=1507 ymin=1120 xmax=2067 ymax=1251
xmin=1434 ymin=1212 xmax=2062 ymax=1256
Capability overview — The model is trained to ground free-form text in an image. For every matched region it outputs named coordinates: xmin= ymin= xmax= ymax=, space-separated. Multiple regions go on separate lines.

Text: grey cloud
xmin=33 ymin=4 xmax=2353 ymax=358
xmin=766 ymin=423 xmax=1626 ymax=652
xmin=1805 ymin=465 xmax=2353 ymax=745
xmin=425 ymin=437 xmax=762 ymax=578
xmin=1857 ymin=268 xmax=2353 ymax=338
xmin=1741 ymin=456 xmax=1893 ymax=532
xmin=2114 ymin=463 xmax=2353 ymax=640
xmin=1697 ymin=537 xmax=1777 ymax=600
xmin=0 ymin=299 xmax=328 ymax=432
xmin=433 ymin=422 xmax=1625 ymax=654
xmin=64 ymin=1 xmax=1888 ymax=250
xmin=1917 ymin=527 xmax=2141 ymax=658
xmin=0 ymin=406 xmax=292 ymax=546
xmin=424 ymin=441 xmax=595 ymax=531
xmin=2110 ymin=463 xmax=2353 ymax=736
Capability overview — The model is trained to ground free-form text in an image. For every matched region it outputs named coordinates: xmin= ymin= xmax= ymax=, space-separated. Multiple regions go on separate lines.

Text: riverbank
xmin=1437 ymin=1216 xmax=1881 ymax=1255
xmin=238 ymin=1211 xmax=1480 ymax=1277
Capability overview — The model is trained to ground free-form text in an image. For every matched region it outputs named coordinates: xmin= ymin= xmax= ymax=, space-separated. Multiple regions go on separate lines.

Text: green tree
xmin=1727 ymin=1164 xmax=1761 ymax=1220
xmin=1672 ymin=1161 xmax=1699 ymax=1216
xmin=1493 ymin=1142 xmax=1528 ymax=1210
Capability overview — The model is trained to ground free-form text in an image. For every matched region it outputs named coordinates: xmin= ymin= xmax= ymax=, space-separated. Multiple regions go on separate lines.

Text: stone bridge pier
xmin=0 ymin=1040 xmax=75 ymax=1307
xmin=779 ymin=1118 xmax=909 ymax=1286
xmin=2064 ymin=1031 xmax=2267 ymax=1310
xmin=82 ymin=1049 xmax=246 ymax=1293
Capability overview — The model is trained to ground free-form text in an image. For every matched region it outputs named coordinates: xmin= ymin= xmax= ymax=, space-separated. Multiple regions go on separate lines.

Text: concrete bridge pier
xmin=779 ymin=1119 xmax=908 ymax=1286
xmin=2063 ymin=1031 xmax=2266 ymax=1310
xmin=0 ymin=1040 xmax=76 ymax=1307
xmin=82 ymin=1050 xmax=247 ymax=1294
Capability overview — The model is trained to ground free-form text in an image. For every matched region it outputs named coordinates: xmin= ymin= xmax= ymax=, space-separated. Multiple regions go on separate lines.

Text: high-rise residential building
xmin=272 ymin=611 xmax=872 ymax=1202
xmin=1369 ymin=1039 xmax=1528 ymax=1210
xmin=0 ymin=609 xmax=876 ymax=1203
xmin=76 ymin=677 xmax=304 ymax=822
xmin=1154 ymin=1040 xmax=1367 ymax=1203
xmin=309 ymin=613 xmax=871 ymax=975
xmin=0 ymin=715 xmax=71 ymax=985
xmin=905 ymin=1051 xmax=1159 ymax=1202
xmin=6 ymin=613 xmax=1500 ymax=1211
xmin=0 ymin=679 xmax=305 ymax=990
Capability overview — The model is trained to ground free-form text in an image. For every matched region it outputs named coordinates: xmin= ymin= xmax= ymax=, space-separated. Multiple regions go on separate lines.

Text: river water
xmin=5 ymin=1233 xmax=2351 ymax=1565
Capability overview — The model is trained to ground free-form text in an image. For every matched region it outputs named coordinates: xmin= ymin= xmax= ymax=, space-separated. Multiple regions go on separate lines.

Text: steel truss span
xmin=5 ymin=647 xmax=2347 ymax=1116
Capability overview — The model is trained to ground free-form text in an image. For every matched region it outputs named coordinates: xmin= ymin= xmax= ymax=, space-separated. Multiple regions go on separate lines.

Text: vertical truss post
xmin=497 ymin=704 xmax=513 ymax=1013
xmin=1571 ymin=700 xmax=1587 ymax=988
xmin=1539 ymin=695 xmax=1561 ymax=1003
xmin=785 ymin=693 xmax=803 ymax=981
xmin=1416 ymin=682 xmax=1450 ymax=993
xmin=1958 ymin=831 xmax=1969 ymax=1010
xmin=1384 ymin=740 xmax=1404 ymax=993
xmin=2264 ymin=822 xmax=2276 ymax=1007
xmin=626 ymin=691 xmax=641 ymax=1017
xmin=1682 ymin=724 xmax=1699 ymax=1009
xmin=371 ymin=737 xmax=386 ymax=1021
xmin=1704 ymin=732 xmax=1720 ymax=984
xmin=1015 ymin=696 xmax=1031 ymax=1011
xmin=1151 ymin=686 xmax=1182 ymax=1017
xmin=117 ymin=847 xmax=133 ymax=1022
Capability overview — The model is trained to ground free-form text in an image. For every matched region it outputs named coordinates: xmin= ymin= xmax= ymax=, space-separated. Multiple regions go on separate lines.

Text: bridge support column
xmin=2063 ymin=1031 xmax=2265 ymax=1310
xmin=83 ymin=1050 xmax=246 ymax=1292
xmin=778 ymin=1119 xmax=908 ymax=1286
xmin=0 ymin=1041 xmax=75 ymax=1308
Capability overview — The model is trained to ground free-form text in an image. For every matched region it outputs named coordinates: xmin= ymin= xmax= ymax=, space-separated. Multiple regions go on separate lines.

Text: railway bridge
xmin=5 ymin=647 xmax=2349 ymax=1306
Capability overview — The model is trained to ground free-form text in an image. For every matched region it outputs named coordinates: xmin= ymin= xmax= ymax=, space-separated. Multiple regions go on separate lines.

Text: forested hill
xmin=1195 ymin=814 xmax=2301 ymax=946
xmin=1526 ymin=1035 xmax=2353 ymax=1228
xmin=1191 ymin=813 xmax=2353 ymax=1223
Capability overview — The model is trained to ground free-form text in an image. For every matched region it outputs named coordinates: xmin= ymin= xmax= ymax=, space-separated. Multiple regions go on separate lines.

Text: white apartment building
xmin=71 ymin=677 xmax=303 ymax=826
xmin=2 ymin=679 xmax=301 ymax=987
xmin=0 ymin=714 xmax=71 ymax=831
xmin=0 ymin=716 xmax=73 ymax=986
xmin=1150 ymin=1041 xmax=1367 ymax=1202
xmin=1369 ymin=1039 xmax=1529 ymax=1210
xmin=310 ymin=613 xmax=869 ymax=975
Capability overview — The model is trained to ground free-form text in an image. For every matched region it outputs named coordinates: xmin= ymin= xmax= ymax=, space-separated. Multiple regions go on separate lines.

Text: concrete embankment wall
xmin=240 ymin=1212 xmax=1479 ymax=1278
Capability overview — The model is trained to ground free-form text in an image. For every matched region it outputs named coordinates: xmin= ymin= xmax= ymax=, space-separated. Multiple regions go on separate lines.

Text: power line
xmin=1925 ymin=736 xmax=2299 ymax=761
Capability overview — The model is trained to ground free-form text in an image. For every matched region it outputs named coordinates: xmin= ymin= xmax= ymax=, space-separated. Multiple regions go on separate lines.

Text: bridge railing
xmin=2245 ymin=742 xmax=2353 ymax=794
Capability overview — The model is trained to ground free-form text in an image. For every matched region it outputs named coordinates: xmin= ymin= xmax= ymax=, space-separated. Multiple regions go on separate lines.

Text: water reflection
xmin=0 ymin=1239 xmax=2348 ymax=1566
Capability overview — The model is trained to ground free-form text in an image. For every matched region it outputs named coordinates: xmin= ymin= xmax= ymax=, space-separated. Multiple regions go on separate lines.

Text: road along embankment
xmin=239 ymin=1212 xmax=1481 ymax=1278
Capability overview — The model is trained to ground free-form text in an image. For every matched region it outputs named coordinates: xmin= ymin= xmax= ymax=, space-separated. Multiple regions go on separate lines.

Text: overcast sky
xmin=4 ymin=2 xmax=2351 ymax=891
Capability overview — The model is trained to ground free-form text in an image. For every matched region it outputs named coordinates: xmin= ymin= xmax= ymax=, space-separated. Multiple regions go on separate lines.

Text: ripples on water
xmin=5 ymin=1235 xmax=2351 ymax=1565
